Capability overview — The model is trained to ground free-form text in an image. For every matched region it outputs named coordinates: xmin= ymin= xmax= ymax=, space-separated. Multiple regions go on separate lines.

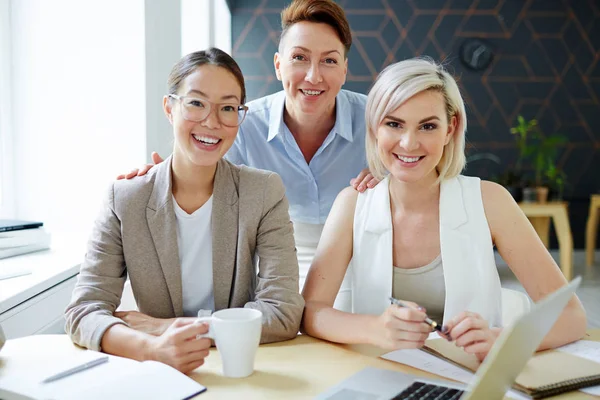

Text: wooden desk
xmin=2 ymin=332 xmax=599 ymax=399
xmin=519 ymin=202 xmax=574 ymax=280
xmin=586 ymin=195 xmax=600 ymax=266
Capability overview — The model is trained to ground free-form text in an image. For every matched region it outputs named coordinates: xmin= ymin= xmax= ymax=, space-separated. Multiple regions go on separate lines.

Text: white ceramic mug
xmin=196 ymin=308 xmax=262 ymax=378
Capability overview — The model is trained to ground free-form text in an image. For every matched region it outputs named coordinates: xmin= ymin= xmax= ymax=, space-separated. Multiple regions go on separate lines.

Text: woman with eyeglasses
xmin=119 ymin=0 xmax=378 ymax=310
xmin=64 ymin=48 xmax=304 ymax=374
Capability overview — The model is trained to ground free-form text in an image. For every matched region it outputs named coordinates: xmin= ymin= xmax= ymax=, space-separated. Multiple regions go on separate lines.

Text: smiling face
xmin=164 ymin=64 xmax=243 ymax=168
xmin=274 ymin=21 xmax=347 ymax=119
xmin=376 ymin=90 xmax=457 ymax=184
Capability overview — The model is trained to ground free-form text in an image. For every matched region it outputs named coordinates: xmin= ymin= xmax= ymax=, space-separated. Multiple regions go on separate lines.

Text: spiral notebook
xmin=424 ymin=338 xmax=600 ymax=398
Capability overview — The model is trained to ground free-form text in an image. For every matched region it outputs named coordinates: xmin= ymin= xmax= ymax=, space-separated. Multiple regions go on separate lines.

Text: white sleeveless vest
xmin=346 ymin=175 xmax=503 ymax=327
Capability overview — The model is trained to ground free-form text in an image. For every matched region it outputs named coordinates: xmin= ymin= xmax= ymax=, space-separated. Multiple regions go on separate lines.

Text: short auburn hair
xmin=279 ymin=0 xmax=352 ymax=56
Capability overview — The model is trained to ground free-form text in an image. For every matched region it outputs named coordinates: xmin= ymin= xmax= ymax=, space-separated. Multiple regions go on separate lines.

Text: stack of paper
xmin=0 ymin=220 xmax=51 ymax=260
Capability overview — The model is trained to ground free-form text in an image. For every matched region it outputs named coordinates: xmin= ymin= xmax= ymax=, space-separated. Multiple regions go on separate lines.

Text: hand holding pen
xmin=388 ymin=297 xmax=442 ymax=332
xmin=370 ymin=298 xmax=435 ymax=350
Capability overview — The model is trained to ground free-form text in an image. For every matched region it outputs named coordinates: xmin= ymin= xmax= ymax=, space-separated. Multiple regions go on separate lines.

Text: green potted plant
xmin=508 ymin=115 xmax=537 ymax=201
xmin=530 ymin=133 xmax=566 ymax=203
xmin=510 ymin=116 xmax=566 ymax=203
xmin=545 ymin=163 xmax=567 ymax=201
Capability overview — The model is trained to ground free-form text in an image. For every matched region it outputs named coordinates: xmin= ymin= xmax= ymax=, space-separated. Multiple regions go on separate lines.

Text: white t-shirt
xmin=173 ymin=195 xmax=215 ymax=317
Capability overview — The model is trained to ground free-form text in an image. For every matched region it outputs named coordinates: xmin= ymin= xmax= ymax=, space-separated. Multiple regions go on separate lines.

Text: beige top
xmin=392 ymin=255 xmax=445 ymax=324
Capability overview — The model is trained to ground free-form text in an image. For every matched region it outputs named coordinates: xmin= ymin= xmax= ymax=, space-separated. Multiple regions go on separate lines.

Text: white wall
xmin=11 ymin=0 xmax=146 ymax=236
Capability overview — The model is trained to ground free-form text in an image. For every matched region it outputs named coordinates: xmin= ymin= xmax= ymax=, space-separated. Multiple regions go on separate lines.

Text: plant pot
xmin=505 ymin=186 xmax=523 ymax=203
xmin=522 ymin=187 xmax=537 ymax=203
xmin=536 ymin=186 xmax=549 ymax=203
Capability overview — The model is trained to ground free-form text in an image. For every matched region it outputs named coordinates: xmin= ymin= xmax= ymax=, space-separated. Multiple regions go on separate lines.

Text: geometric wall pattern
xmin=232 ymin=0 xmax=600 ymax=248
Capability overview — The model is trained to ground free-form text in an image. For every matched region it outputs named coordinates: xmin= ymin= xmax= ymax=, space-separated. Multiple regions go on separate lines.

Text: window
xmin=181 ymin=0 xmax=232 ymax=56
xmin=0 ymin=0 xmax=14 ymax=218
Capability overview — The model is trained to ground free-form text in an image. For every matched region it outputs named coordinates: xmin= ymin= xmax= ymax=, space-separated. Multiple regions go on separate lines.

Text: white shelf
xmin=0 ymin=237 xmax=84 ymax=313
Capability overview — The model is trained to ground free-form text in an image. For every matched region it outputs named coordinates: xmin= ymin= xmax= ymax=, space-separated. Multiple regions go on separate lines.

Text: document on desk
xmin=557 ymin=340 xmax=600 ymax=396
xmin=0 ymin=351 xmax=207 ymax=400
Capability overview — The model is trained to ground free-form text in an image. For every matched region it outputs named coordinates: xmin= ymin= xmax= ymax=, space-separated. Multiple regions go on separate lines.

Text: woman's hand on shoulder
xmin=350 ymin=168 xmax=380 ymax=192
xmin=443 ymin=311 xmax=501 ymax=361
xmin=146 ymin=318 xmax=212 ymax=374
xmin=369 ymin=302 xmax=432 ymax=350
xmin=116 ymin=152 xmax=164 ymax=180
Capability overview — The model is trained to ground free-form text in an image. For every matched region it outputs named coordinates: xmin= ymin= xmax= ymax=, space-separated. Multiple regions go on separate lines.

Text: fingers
xmin=454 ymin=329 xmax=487 ymax=348
xmin=116 ymin=169 xmax=139 ymax=180
xmin=180 ymin=337 xmax=212 ymax=354
xmin=388 ymin=305 xmax=429 ymax=324
xmin=463 ymin=341 xmax=493 ymax=356
xmin=169 ymin=319 xmax=208 ymax=341
xmin=444 ymin=311 xmax=481 ymax=336
xmin=356 ymin=173 xmax=374 ymax=192
xmin=392 ymin=300 xmax=425 ymax=312
xmin=137 ymin=164 xmax=153 ymax=176
xmin=448 ymin=313 xmax=487 ymax=341
xmin=365 ymin=176 xmax=380 ymax=189
xmin=181 ymin=358 xmax=206 ymax=374
xmin=351 ymin=169 xmax=369 ymax=190
xmin=180 ymin=347 xmax=210 ymax=364
xmin=151 ymin=151 xmax=164 ymax=164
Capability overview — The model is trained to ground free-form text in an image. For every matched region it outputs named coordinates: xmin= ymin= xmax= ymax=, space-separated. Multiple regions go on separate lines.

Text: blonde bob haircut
xmin=365 ymin=57 xmax=467 ymax=182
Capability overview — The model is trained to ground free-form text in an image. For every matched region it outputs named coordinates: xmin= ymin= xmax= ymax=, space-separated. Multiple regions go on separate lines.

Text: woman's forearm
xmin=538 ymin=300 xmax=587 ymax=351
xmin=100 ymin=324 xmax=155 ymax=361
xmin=302 ymin=301 xmax=379 ymax=345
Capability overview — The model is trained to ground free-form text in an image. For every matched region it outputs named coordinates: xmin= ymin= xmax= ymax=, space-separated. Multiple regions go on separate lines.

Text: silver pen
xmin=389 ymin=296 xmax=442 ymax=332
xmin=41 ymin=356 xmax=109 ymax=383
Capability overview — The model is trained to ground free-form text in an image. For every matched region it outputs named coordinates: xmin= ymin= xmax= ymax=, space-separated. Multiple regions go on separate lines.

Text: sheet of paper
xmin=381 ymin=348 xmax=529 ymax=399
xmin=0 ymin=352 xmax=206 ymax=400
xmin=556 ymin=340 xmax=600 ymax=396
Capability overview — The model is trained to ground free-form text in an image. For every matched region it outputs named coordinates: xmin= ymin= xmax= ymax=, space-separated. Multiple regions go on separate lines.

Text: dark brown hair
xmin=167 ymin=48 xmax=246 ymax=104
xmin=279 ymin=0 xmax=352 ymax=56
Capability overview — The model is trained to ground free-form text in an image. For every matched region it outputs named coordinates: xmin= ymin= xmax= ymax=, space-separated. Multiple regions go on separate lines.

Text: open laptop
xmin=317 ymin=276 xmax=582 ymax=400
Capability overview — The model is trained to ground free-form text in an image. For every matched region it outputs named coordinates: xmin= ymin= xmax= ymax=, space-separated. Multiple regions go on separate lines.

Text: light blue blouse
xmin=225 ymin=89 xmax=368 ymax=224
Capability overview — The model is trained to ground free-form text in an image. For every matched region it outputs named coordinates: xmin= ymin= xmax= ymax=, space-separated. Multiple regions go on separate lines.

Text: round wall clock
xmin=459 ymin=38 xmax=494 ymax=71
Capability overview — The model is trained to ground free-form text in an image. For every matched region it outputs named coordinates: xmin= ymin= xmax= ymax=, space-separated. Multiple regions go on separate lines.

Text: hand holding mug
xmin=147 ymin=318 xmax=211 ymax=374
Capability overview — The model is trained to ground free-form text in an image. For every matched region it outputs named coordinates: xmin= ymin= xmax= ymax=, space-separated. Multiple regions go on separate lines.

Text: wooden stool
xmin=519 ymin=202 xmax=573 ymax=280
xmin=586 ymin=194 xmax=600 ymax=266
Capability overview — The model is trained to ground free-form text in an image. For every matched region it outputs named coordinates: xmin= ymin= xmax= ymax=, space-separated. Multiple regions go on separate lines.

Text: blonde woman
xmin=301 ymin=58 xmax=586 ymax=361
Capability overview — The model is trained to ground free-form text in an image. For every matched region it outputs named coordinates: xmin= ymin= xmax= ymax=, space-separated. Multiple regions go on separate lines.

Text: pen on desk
xmin=388 ymin=296 xmax=442 ymax=332
xmin=41 ymin=356 xmax=109 ymax=383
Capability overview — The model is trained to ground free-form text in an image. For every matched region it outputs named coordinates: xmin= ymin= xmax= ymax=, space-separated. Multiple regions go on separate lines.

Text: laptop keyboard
xmin=391 ymin=381 xmax=464 ymax=400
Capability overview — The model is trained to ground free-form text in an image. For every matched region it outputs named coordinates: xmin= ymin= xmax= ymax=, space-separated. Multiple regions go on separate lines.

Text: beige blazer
xmin=65 ymin=157 xmax=304 ymax=351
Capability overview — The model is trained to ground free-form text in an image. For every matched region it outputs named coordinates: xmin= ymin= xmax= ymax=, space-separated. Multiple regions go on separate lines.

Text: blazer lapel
xmin=146 ymin=156 xmax=183 ymax=317
xmin=211 ymin=160 xmax=239 ymax=311
xmin=355 ymin=177 xmax=394 ymax=315
xmin=439 ymin=176 xmax=474 ymax=324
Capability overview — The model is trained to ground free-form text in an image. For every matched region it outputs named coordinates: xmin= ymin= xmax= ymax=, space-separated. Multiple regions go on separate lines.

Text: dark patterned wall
xmin=232 ymin=0 xmax=600 ymax=249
